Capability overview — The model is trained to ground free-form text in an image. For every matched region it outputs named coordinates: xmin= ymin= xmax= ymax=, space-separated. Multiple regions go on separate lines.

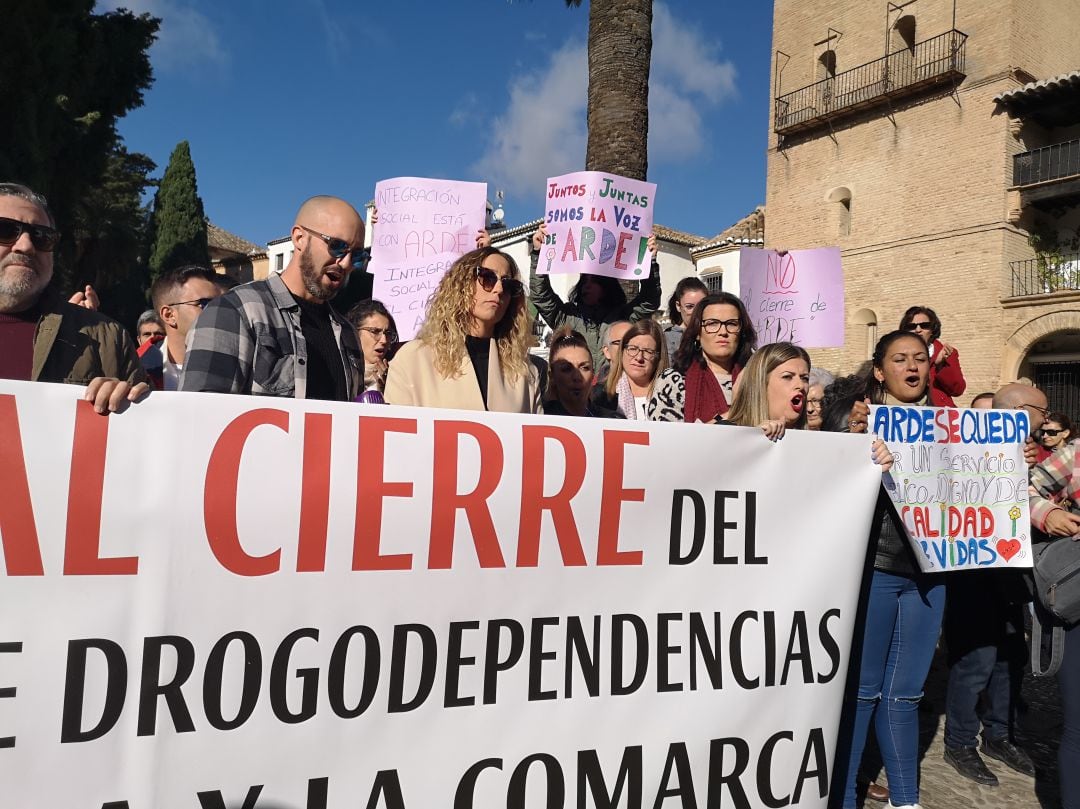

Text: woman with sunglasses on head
xmin=543 ymin=327 xmax=622 ymax=418
xmin=899 ymin=305 xmax=966 ymax=407
xmin=646 ymin=292 xmax=757 ymax=423
xmin=591 ymin=319 xmax=667 ymax=419
xmin=528 ymin=223 xmax=661 ymax=370
xmin=345 ymin=299 xmax=399 ymax=395
xmin=831 ymin=328 xmax=951 ymax=809
xmin=384 ymin=247 xmax=541 ymax=412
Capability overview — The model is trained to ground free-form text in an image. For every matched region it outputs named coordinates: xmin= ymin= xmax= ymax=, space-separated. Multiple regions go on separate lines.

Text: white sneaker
xmin=888 ymin=804 xmax=922 ymax=809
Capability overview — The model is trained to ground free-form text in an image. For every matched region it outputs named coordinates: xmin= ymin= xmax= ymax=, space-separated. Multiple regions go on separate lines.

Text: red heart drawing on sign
xmin=997 ymin=539 xmax=1022 ymax=562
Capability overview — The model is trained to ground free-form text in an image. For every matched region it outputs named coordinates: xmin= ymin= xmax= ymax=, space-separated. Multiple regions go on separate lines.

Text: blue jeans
xmin=841 ymin=569 xmax=945 ymax=808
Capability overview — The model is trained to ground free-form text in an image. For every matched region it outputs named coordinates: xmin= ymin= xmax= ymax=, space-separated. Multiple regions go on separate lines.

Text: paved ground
xmin=858 ymin=648 xmax=1062 ymax=808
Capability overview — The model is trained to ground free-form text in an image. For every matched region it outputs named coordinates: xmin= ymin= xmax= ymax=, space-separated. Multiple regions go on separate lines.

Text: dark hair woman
xmin=345 ymin=299 xmax=399 ymax=394
xmin=543 ymin=327 xmax=621 ymax=418
xmin=664 ymin=276 xmax=709 ymax=358
xmin=832 ymin=329 xmax=946 ymax=809
xmin=1036 ymin=411 xmax=1074 ymax=464
xmin=899 ymin=305 xmax=966 ymax=407
xmin=646 ymin=292 xmax=757 ymax=422
xmin=527 ymin=223 xmax=661 ymax=370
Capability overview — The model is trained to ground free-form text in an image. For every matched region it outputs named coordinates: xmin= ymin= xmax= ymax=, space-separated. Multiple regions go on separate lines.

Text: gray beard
xmin=0 ymin=263 xmax=47 ymax=313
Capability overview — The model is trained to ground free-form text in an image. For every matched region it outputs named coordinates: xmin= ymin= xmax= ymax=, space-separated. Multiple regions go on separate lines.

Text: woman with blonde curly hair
xmin=384 ymin=246 xmax=542 ymax=412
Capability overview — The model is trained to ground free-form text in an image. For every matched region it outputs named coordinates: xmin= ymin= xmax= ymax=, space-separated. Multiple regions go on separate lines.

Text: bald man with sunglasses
xmin=180 ymin=196 xmax=365 ymax=399
xmin=0 ymin=183 xmax=147 ymax=413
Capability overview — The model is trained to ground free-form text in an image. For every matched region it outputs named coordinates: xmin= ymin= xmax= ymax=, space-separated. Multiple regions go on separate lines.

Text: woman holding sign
xmin=384 ymin=247 xmax=542 ymax=412
xmin=645 ymin=292 xmax=757 ymax=423
xmin=528 ymin=223 xmax=661 ymax=369
xmin=834 ymin=329 xmax=947 ymax=809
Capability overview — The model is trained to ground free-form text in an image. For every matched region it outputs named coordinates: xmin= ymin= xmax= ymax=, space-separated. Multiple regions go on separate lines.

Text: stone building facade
xmin=766 ymin=0 xmax=1080 ymax=413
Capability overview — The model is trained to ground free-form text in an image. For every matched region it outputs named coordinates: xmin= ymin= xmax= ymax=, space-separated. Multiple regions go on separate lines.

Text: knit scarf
xmin=684 ymin=361 xmax=739 ymax=423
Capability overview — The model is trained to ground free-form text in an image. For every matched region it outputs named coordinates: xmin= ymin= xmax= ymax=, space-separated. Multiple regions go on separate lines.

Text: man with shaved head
xmin=942 ymin=381 xmax=1047 ymax=786
xmin=180 ymin=196 xmax=365 ymax=399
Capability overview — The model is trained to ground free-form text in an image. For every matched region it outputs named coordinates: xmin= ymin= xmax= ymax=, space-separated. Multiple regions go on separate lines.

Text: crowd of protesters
xmin=4 ymin=182 xmax=1080 ymax=809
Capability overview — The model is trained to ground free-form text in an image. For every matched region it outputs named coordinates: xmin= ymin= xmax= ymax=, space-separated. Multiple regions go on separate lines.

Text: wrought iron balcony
xmin=1013 ymin=138 xmax=1080 ymax=206
xmin=1011 ymin=253 xmax=1080 ymax=297
xmin=774 ymin=29 xmax=967 ymax=136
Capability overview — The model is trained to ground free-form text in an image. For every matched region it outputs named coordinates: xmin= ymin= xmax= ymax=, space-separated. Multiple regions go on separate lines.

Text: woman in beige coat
xmin=384 ymin=247 xmax=542 ymax=413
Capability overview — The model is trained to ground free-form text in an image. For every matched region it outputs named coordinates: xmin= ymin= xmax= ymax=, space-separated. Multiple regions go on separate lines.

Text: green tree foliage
xmin=0 ymin=0 xmax=160 ymax=303
xmin=147 ymin=140 xmax=211 ymax=280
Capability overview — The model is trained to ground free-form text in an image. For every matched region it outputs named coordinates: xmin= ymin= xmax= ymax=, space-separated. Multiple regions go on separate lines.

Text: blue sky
xmin=107 ymin=0 xmax=774 ymax=246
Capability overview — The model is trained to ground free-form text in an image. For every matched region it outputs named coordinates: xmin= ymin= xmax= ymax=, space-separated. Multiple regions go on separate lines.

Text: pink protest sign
xmin=538 ymin=171 xmax=657 ymax=280
xmin=738 ymin=247 xmax=845 ymax=349
xmin=368 ymin=177 xmax=487 ymax=340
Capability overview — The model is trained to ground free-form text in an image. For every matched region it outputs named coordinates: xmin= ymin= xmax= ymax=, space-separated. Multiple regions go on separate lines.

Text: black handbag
xmin=1031 ymin=536 xmax=1080 ymax=676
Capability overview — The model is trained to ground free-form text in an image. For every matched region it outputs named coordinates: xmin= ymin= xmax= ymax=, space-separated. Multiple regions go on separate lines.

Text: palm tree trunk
xmin=585 ymin=0 xmax=652 ymax=181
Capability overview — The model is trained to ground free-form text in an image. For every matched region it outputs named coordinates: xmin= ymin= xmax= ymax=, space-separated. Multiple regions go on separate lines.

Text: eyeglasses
xmin=908 ymin=321 xmax=933 ymax=331
xmin=0 ymin=216 xmax=61 ymax=251
xmin=167 ymin=298 xmax=214 ymax=310
xmin=299 ymin=225 xmax=368 ymax=270
xmin=1016 ymin=402 xmax=1051 ymax=419
xmin=475 ymin=266 xmax=524 ymax=297
xmin=1041 ymin=428 xmax=1065 ymax=437
xmin=701 ymin=319 xmax=741 ymax=334
xmin=358 ymin=326 xmax=397 ymax=342
xmin=622 ymin=344 xmax=659 ymax=360
xmin=807 ymin=397 xmax=824 ymax=408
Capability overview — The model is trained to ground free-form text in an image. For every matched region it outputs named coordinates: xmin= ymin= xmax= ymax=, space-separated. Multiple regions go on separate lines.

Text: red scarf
xmin=684 ymin=361 xmax=740 ymax=423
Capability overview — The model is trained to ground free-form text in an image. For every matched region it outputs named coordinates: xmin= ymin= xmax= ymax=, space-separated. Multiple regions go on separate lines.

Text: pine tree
xmin=147 ymin=141 xmax=211 ymax=279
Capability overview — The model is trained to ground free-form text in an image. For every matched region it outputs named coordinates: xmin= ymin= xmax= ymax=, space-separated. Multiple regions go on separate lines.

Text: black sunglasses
xmin=475 ymin=266 xmax=524 ymax=297
xmin=299 ymin=225 xmax=368 ymax=270
xmin=0 ymin=216 xmax=60 ymax=251
xmin=1041 ymin=428 xmax=1065 ymax=437
xmin=168 ymin=297 xmax=214 ymax=310
xmin=908 ymin=321 xmax=933 ymax=331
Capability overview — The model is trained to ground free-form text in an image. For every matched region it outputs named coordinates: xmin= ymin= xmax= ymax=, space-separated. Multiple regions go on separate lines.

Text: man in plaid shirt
xmin=180 ymin=196 xmax=365 ymax=400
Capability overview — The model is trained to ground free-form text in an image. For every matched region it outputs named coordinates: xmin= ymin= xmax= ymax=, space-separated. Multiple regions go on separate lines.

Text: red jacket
xmin=928 ymin=339 xmax=966 ymax=407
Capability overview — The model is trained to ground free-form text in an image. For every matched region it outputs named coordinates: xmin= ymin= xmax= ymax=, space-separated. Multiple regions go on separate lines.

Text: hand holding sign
xmin=540 ymin=171 xmax=657 ymax=280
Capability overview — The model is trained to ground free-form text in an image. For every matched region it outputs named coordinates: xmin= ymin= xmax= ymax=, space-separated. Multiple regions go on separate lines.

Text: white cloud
xmin=449 ymin=92 xmax=481 ymax=128
xmin=649 ymin=2 xmax=737 ymax=163
xmin=471 ymin=39 xmax=588 ymax=198
xmin=99 ymin=0 xmax=225 ymax=71
xmin=471 ymin=2 xmax=737 ymax=196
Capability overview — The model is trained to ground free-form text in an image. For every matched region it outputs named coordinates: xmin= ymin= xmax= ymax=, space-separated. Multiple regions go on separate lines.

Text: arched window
xmin=894 ymin=15 xmax=916 ymax=51
xmin=818 ymin=49 xmax=837 ymax=80
xmin=825 ymin=186 xmax=852 ymax=237
xmin=852 ymin=308 xmax=878 ymax=360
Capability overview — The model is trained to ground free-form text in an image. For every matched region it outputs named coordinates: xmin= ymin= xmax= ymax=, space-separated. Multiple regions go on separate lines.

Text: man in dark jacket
xmin=0 ymin=183 xmax=147 ymax=412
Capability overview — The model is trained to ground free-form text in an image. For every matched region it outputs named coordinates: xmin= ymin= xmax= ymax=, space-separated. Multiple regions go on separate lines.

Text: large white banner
xmin=0 ymin=381 xmax=881 ymax=808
